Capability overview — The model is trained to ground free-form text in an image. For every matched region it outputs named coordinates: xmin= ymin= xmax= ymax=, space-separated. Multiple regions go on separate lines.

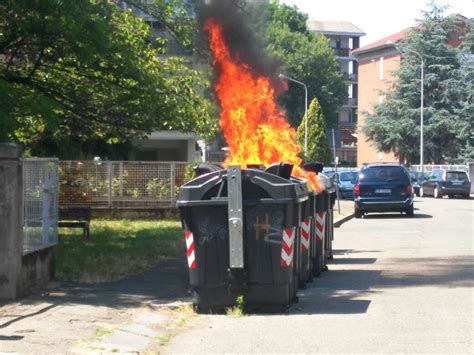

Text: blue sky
xmin=281 ymin=0 xmax=474 ymax=46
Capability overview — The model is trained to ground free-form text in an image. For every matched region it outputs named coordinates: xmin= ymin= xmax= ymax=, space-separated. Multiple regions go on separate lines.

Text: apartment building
xmin=352 ymin=15 xmax=468 ymax=167
xmin=115 ymin=1 xmax=202 ymax=163
xmin=307 ymin=20 xmax=366 ymax=164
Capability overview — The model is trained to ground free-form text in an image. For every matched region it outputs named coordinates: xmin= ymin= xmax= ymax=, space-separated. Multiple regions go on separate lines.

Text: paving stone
xmin=135 ymin=312 xmax=169 ymax=325
xmin=101 ymin=330 xmax=150 ymax=351
xmin=121 ymin=323 xmax=156 ymax=338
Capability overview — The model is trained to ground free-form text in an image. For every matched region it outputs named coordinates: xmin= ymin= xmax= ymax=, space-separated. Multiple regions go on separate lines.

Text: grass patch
xmin=226 ymin=295 xmax=246 ymax=317
xmin=94 ymin=326 xmax=114 ymax=338
xmin=54 ymin=219 xmax=184 ymax=283
xmin=157 ymin=304 xmax=195 ymax=346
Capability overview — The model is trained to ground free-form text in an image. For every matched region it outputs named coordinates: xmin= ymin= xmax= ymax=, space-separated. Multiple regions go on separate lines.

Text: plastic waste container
xmin=177 ymin=164 xmax=308 ymax=312
xmin=319 ymin=173 xmax=336 ymax=266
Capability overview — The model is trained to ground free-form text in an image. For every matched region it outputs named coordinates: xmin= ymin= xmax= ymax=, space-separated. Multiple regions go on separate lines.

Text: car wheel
xmin=405 ymin=204 xmax=414 ymax=217
xmin=448 ymin=194 xmax=454 ymax=199
xmin=463 ymin=194 xmax=471 ymax=199
xmin=434 ymin=186 xmax=442 ymax=199
xmin=354 ymin=207 xmax=363 ymax=219
xmin=419 ymin=187 xmax=424 ymax=197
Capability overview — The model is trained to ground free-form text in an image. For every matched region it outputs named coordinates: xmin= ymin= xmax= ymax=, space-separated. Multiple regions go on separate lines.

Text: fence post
xmin=469 ymin=163 xmax=474 ymax=194
xmin=107 ymin=162 xmax=113 ymax=208
xmin=119 ymin=161 xmax=124 ymax=197
xmin=170 ymin=162 xmax=176 ymax=208
xmin=0 ymin=144 xmax=23 ymax=300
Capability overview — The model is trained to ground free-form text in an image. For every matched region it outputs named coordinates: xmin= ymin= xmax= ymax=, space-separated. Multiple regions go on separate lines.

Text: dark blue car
xmin=354 ymin=163 xmax=414 ymax=218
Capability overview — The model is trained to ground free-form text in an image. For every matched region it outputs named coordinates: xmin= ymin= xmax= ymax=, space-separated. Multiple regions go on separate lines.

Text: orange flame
xmin=204 ymin=18 xmax=321 ymax=192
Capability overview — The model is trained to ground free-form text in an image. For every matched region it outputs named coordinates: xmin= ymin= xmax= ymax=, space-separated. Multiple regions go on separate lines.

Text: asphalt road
xmin=163 ymin=196 xmax=474 ymax=354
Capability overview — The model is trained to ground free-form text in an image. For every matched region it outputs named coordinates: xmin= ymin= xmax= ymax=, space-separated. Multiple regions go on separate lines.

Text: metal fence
xmin=59 ymin=161 xmax=188 ymax=208
xmin=23 ymin=158 xmax=59 ymax=254
xmin=411 ymin=164 xmax=469 ymax=173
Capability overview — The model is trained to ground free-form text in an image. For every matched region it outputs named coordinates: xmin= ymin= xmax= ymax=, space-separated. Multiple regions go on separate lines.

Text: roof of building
xmin=307 ymin=20 xmax=366 ymax=37
xmin=352 ymin=27 xmax=412 ymax=55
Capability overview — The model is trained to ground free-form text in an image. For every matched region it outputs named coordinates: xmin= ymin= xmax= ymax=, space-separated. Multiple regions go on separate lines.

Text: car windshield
xmin=446 ymin=172 xmax=468 ymax=180
xmin=339 ymin=172 xmax=357 ymax=183
xmin=359 ymin=166 xmax=408 ymax=183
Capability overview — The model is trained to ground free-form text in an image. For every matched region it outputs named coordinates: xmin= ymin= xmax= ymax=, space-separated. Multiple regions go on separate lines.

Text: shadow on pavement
xmin=330 ymin=258 xmax=377 ymax=265
xmin=363 ymin=213 xmax=432 ymax=219
xmin=332 ymin=249 xmax=382 ymax=255
xmin=1 ymin=257 xmax=191 ymax=325
xmin=293 ymin=269 xmax=381 ymax=315
xmin=0 ymin=335 xmax=24 ymax=341
xmin=292 ymin=254 xmax=474 ymax=315
xmin=377 ymin=255 xmax=474 ymax=288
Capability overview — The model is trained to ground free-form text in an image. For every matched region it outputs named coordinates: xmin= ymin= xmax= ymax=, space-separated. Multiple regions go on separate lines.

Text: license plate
xmin=375 ymin=189 xmax=391 ymax=193
xmin=451 ymin=181 xmax=462 ymax=185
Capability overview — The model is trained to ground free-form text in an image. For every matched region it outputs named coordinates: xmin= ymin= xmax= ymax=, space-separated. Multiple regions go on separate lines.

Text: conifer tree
xmin=297 ymin=98 xmax=331 ymax=164
xmin=363 ymin=1 xmax=472 ymax=163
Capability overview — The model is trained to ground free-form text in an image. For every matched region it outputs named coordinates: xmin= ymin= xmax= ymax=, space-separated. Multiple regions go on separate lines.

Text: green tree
xmin=249 ymin=1 xmax=347 ymax=127
xmin=454 ymin=17 xmax=474 ymax=163
xmin=363 ymin=2 xmax=472 ymax=163
xmin=297 ymin=98 xmax=331 ymax=164
xmin=0 ymin=0 xmax=216 ymax=155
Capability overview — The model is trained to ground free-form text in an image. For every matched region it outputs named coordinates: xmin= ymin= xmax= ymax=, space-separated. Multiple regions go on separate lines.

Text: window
xmin=446 ymin=172 xmax=468 ymax=180
xmin=379 ymin=57 xmax=384 ymax=80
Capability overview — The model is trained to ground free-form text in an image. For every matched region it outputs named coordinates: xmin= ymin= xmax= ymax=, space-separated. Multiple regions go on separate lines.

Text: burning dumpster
xmin=177 ymin=164 xmax=308 ymax=312
xmin=312 ymin=173 xmax=337 ymax=275
xmin=177 ymin=7 xmax=338 ymax=312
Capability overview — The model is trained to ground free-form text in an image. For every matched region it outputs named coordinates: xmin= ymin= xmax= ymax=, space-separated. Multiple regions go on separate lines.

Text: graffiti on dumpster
xmin=197 ymin=217 xmax=228 ymax=245
xmin=246 ymin=206 xmax=284 ymax=244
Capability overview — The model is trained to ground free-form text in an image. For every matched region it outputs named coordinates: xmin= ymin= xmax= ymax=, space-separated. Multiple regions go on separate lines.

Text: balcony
xmin=343 ymin=97 xmax=357 ymax=107
xmin=341 ymin=73 xmax=358 ymax=82
xmin=332 ymin=47 xmax=351 ymax=58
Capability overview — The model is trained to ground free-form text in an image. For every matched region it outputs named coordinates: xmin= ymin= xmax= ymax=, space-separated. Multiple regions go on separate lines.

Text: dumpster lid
xmin=177 ymin=167 xmax=309 ymax=205
xmin=319 ymin=173 xmax=336 ymax=193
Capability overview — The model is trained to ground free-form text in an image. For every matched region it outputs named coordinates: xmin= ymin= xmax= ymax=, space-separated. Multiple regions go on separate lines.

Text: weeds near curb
xmin=226 ymin=295 xmax=245 ymax=317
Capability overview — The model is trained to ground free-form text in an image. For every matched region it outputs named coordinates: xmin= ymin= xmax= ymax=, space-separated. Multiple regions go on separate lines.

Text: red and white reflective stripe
xmin=280 ymin=228 xmax=295 ymax=267
xmin=315 ymin=212 xmax=326 ymax=241
xmin=185 ymin=231 xmax=196 ymax=269
xmin=300 ymin=218 xmax=311 ymax=250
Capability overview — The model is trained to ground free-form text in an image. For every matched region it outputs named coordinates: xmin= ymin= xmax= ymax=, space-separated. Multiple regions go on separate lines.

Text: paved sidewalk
xmin=0 ymin=204 xmax=354 ymax=354
xmin=0 ymin=258 xmax=192 ymax=354
xmin=333 ymin=199 xmax=354 ymax=226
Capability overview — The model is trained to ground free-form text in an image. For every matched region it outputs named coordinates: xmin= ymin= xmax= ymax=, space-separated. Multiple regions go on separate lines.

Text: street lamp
xmin=278 ymin=73 xmax=308 ymax=155
xmin=387 ymin=42 xmax=424 ymax=173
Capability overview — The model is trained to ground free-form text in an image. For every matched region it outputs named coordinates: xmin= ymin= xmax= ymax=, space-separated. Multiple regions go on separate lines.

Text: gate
xmin=22 ymin=158 xmax=59 ymax=254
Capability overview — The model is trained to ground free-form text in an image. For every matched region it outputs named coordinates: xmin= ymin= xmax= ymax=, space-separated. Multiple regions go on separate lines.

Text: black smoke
xmin=195 ymin=0 xmax=280 ymax=79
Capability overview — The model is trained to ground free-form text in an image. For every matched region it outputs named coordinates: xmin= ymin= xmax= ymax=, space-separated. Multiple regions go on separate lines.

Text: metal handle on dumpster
xmin=227 ymin=165 xmax=244 ymax=269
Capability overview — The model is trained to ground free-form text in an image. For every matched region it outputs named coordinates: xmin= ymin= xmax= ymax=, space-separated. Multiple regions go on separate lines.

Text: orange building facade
xmin=352 ymin=16 xmax=468 ymax=168
xmin=352 ymin=30 xmax=409 ymax=167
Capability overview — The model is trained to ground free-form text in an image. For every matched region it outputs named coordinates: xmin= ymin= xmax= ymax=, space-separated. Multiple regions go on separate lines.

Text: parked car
xmin=420 ymin=169 xmax=471 ymax=199
xmin=409 ymin=171 xmax=427 ymax=197
xmin=334 ymin=170 xmax=358 ymax=199
xmin=354 ymin=163 xmax=414 ymax=218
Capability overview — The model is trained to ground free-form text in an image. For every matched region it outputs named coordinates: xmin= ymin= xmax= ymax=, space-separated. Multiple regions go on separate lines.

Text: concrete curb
xmin=333 ymin=213 xmax=354 ymax=228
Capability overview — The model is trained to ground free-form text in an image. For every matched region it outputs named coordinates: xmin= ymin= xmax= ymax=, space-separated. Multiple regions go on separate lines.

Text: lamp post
xmin=278 ymin=73 xmax=308 ymax=155
xmin=388 ymin=42 xmax=424 ymax=173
